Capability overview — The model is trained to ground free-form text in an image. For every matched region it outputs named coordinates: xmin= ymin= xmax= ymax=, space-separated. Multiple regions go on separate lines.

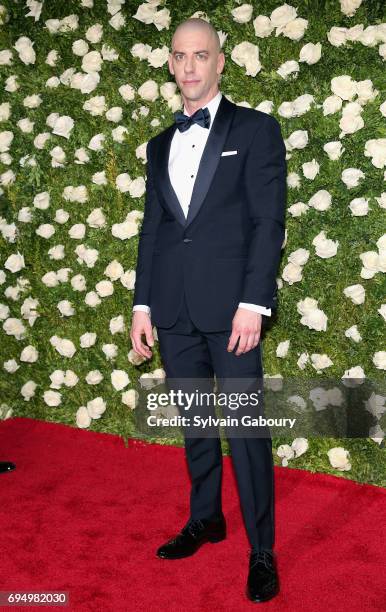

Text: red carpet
xmin=0 ymin=417 xmax=385 ymax=611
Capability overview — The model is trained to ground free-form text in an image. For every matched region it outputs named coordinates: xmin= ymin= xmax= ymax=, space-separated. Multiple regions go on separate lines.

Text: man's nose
xmin=184 ymin=57 xmax=195 ymax=72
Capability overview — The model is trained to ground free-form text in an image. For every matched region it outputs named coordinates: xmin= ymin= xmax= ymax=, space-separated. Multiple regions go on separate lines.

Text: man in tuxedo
xmin=130 ymin=17 xmax=286 ymax=604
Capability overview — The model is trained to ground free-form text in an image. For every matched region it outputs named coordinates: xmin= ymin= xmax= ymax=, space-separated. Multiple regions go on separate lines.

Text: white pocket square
xmin=221 ymin=150 xmax=238 ymax=156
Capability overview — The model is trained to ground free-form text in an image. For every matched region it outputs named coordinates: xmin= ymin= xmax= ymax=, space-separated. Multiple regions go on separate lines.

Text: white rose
xmin=64 ymin=370 xmax=78 ymax=387
xmin=277 ymin=444 xmax=294 ymax=466
xmin=50 ymin=336 xmax=76 ymax=358
xmin=133 ymin=3 xmax=157 ymax=24
xmin=83 ymin=95 xmax=107 ymax=116
xmin=302 ymin=159 xmax=319 ymax=179
xmin=85 ymin=23 xmax=103 ymax=43
xmin=105 ymin=260 xmax=124 ymax=281
xmin=231 ymin=4 xmax=253 ymax=23
xmin=5 ymin=252 xmax=25 ymax=272
xmin=288 ymin=248 xmax=309 ymax=266
xmin=72 ymin=39 xmax=89 ymax=56
xmin=297 ymin=297 xmax=319 ymax=315
xmin=323 ymin=140 xmax=344 ymax=160
xmin=96 ymin=279 xmax=114 ymax=297
xmin=327 ymin=447 xmax=351 ymax=471
xmin=340 ymin=110 xmax=364 ymax=135
xmin=280 ymin=18 xmax=308 ymax=41
xmin=44 ymin=390 xmax=61 ymax=407
xmin=80 ymin=332 xmax=97 ymax=348
xmin=0 ymin=131 xmax=13 ymax=152
xmin=331 ymin=75 xmax=356 ymax=100
xmin=152 ymin=8 xmax=171 ymax=31
xmin=116 ymin=173 xmax=131 ymax=192
xmin=300 ymin=308 xmax=328 ymax=331
xmin=112 ymin=219 xmax=139 ymax=240
xmin=231 ymin=41 xmax=261 ymax=77
xmin=277 ymin=60 xmax=299 ymax=79
xmin=76 ymin=406 xmax=91 ymax=428
xmin=291 ymin=438 xmax=309 ymax=457
xmin=109 ymin=11 xmax=126 ymax=31
xmin=20 ymin=345 xmax=38 ymax=362
xmin=282 ymin=262 xmax=303 ymax=284
xmin=14 ymin=36 xmax=36 ymax=64
xmin=129 ymin=177 xmax=146 ymax=198
xmin=312 ymin=230 xmax=338 ymax=258
xmin=87 ymin=207 xmax=106 ymax=227
xmin=349 ymin=197 xmax=369 ymax=216
xmin=119 ymin=83 xmax=135 ymax=101
xmin=131 ymin=42 xmax=152 ymax=60
xmin=110 ymin=314 xmax=125 ymax=334
xmin=323 ymin=95 xmax=342 ymax=115
xmin=311 ymin=354 xmax=333 ymax=371
xmin=364 ymin=138 xmax=386 ymax=169
xmin=106 ymin=106 xmax=122 ymax=122
xmin=138 ymin=79 xmax=159 ymax=101
xmin=87 ymin=396 xmax=106 ymax=419
xmin=122 ymin=389 xmax=139 ymax=410
xmin=91 ymin=170 xmax=108 ymax=185
xmin=373 ymin=351 xmax=386 ymax=370
xmin=345 ymin=325 xmax=362 ymax=342
xmin=82 ymin=50 xmax=102 ymax=73
xmin=148 ymin=46 xmax=169 ymax=68
xmin=33 ymin=191 xmax=50 ymax=210
xmin=121 ymin=270 xmax=136 ymax=289
xmin=308 ymin=189 xmax=332 ymax=211
xmin=299 ymin=42 xmax=321 ymax=65
xmin=57 ymin=300 xmax=75 ymax=317
xmin=270 ymin=4 xmax=297 ymax=27
xmin=69 ymin=224 xmax=86 ymax=239
xmin=111 ymin=369 xmax=130 ymax=391
xmin=102 ymin=344 xmax=118 ymax=359
xmin=287 ymin=129 xmax=308 ymax=150
xmin=86 ymin=370 xmax=103 ymax=385
xmin=253 ymin=15 xmax=274 ymax=37
xmin=52 ymin=115 xmax=74 ymax=139
xmin=34 ymin=132 xmax=51 ymax=148
xmin=343 ymin=284 xmax=365 ymax=304
xmin=276 ymin=340 xmax=290 ymax=358
xmin=341 ymin=167 xmax=365 ymax=188
xmin=128 ymin=348 xmax=146 ymax=365
xmin=340 ymin=0 xmax=363 ymax=17
xmin=288 ymin=202 xmax=308 ymax=216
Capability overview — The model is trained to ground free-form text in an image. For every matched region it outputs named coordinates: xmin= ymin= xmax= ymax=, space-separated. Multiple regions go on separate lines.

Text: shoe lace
xmin=248 ymin=549 xmax=275 ymax=570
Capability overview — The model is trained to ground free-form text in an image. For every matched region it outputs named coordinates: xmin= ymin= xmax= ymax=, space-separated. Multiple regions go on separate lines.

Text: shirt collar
xmin=183 ymin=90 xmax=223 ymax=123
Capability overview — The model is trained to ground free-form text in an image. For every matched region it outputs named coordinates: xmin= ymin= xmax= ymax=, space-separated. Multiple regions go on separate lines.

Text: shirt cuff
xmin=133 ymin=304 xmax=151 ymax=314
xmin=238 ymin=302 xmax=271 ymax=317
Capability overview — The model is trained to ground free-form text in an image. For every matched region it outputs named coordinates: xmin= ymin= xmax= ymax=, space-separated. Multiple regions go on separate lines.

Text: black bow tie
xmin=174 ymin=107 xmax=211 ymax=132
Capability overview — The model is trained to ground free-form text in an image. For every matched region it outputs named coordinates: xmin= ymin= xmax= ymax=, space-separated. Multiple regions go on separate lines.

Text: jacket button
xmin=183 ymin=238 xmax=192 ymax=243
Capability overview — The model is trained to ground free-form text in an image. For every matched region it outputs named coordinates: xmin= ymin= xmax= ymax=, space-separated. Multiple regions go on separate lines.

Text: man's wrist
xmin=238 ymin=302 xmax=271 ymax=317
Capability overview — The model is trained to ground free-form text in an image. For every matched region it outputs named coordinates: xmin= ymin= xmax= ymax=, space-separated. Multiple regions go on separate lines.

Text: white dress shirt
xmin=133 ymin=90 xmax=271 ymax=318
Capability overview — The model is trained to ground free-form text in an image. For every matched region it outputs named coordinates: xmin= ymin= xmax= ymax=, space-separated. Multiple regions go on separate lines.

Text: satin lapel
xmin=185 ymin=95 xmax=236 ymax=228
xmin=154 ymin=95 xmax=237 ymax=229
xmin=155 ymin=124 xmax=186 ymax=228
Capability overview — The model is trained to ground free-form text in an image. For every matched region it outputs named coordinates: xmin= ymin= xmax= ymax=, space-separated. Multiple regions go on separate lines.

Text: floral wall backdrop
xmin=0 ymin=0 xmax=385 ymax=484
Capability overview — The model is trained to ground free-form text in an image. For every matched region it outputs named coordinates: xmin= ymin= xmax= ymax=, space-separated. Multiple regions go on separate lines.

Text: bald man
xmin=131 ymin=17 xmax=286 ymax=604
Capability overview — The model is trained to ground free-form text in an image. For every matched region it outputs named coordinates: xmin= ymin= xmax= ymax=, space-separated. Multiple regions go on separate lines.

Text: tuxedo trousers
xmin=156 ymin=289 xmax=275 ymax=551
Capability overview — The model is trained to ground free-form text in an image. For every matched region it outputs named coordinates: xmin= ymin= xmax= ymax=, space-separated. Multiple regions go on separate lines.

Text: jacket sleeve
xmin=132 ymin=139 xmax=163 ymax=307
xmin=240 ymin=114 xmax=287 ymax=310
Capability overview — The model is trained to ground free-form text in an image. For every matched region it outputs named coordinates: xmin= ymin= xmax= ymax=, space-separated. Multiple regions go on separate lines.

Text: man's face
xmin=168 ymin=26 xmax=225 ymax=103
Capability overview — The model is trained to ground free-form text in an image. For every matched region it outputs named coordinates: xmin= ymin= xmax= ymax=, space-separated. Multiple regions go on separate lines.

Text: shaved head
xmin=168 ymin=17 xmax=225 ymax=113
xmin=172 ymin=18 xmax=221 ymax=54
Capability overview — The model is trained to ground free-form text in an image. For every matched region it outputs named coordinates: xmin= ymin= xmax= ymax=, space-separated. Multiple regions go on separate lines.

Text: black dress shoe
xmin=246 ymin=549 xmax=279 ymax=603
xmin=0 ymin=462 xmax=16 ymax=473
xmin=156 ymin=516 xmax=226 ymax=559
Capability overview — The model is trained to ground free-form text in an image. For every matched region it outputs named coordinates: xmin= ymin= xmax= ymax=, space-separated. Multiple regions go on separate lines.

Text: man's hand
xmin=227 ymin=308 xmax=262 ymax=356
xmin=130 ymin=311 xmax=154 ymax=359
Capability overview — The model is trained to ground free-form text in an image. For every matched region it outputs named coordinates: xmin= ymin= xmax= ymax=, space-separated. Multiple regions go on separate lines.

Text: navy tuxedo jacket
xmin=133 ymin=94 xmax=287 ymax=332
